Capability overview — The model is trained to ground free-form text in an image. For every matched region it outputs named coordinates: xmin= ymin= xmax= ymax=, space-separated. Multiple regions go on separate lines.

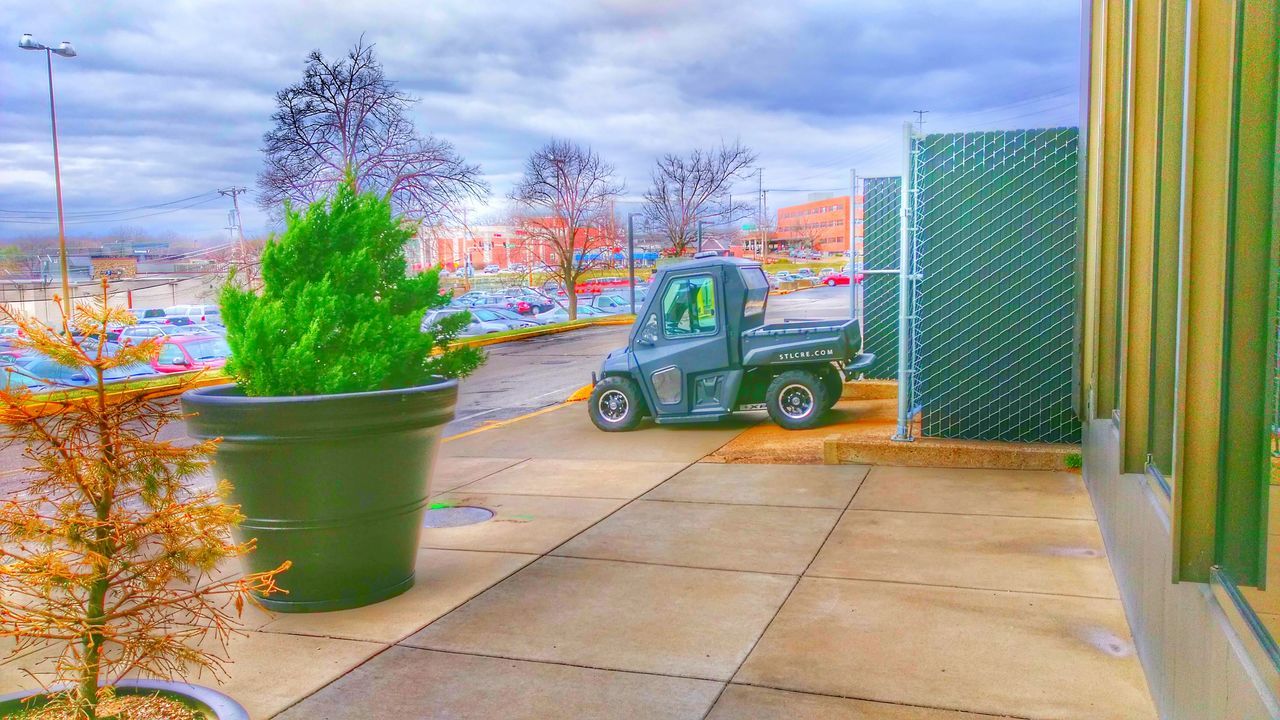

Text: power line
xmin=0 ymin=195 xmax=222 ymax=226
xmin=0 ymin=191 xmax=221 ymax=219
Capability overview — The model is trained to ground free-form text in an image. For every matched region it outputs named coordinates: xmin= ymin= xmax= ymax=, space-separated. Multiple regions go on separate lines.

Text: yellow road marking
xmin=443 ymin=400 xmax=575 ymax=443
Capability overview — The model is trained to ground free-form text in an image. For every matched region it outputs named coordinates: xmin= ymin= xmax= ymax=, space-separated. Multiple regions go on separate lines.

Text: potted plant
xmin=181 ymin=180 xmax=483 ymax=613
xmin=0 ymin=285 xmax=287 ymax=719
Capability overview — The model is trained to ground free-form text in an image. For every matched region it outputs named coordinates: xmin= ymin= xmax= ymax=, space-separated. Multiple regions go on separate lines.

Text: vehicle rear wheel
xmin=766 ymin=370 xmax=829 ymax=430
xmin=825 ymin=279 xmax=836 ymax=286
xmin=817 ymin=365 xmax=844 ymax=409
xmin=588 ymin=376 xmax=646 ymax=432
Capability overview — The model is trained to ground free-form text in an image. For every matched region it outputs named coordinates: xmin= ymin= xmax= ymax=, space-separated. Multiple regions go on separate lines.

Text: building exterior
xmin=418 ymin=222 xmax=620 ymax=273
xmin=774 ymin=196 xmax=857 ymax=255
xmin=1079 ymin=0 xmax=1278 ymax=717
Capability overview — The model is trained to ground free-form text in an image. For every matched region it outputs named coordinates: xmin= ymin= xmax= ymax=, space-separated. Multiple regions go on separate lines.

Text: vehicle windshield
xmin=183 ymin=338 xmax=231 ymax=360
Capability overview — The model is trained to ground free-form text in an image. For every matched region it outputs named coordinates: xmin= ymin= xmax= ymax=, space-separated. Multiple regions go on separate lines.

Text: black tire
xmin=766 ymin=370 xmax=829 ymax=430
xmin=588 ymin=376 xmax=646 ymax=432
xmin=825 ymin=279 xmax=836 ymax=287
xmin=817 ymin=365 xmax=844 ymax=410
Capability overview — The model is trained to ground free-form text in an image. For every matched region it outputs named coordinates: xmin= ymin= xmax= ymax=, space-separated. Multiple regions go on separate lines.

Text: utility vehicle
xmin=588 ymin=252 xmax=873 ymax=431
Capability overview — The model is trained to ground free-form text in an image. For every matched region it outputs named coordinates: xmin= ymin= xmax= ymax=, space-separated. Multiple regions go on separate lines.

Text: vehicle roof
xmin=659 ymin=254 xmax=762 ymax=274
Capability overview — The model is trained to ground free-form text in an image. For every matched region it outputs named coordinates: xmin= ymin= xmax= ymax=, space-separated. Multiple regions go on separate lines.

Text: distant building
xmin=775 ymin=196 xmax=859 ymax=255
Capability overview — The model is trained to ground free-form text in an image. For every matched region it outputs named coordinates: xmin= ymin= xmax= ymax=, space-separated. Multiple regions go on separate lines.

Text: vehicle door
xmin=630 ymin=271 xmax=732 ymax=416
xmin=153 ymin=341 xmax=191 ymax=373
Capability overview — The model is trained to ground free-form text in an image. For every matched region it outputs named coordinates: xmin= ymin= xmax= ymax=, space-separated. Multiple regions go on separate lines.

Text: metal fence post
xmin=893 ymin=122 xmax=916 ymax=442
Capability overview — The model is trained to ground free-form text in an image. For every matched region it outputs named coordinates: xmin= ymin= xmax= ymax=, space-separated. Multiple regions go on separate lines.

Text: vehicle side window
xmin=661 ymin=275 xmax=717 ymax=338
xmin=158 ymin=344 xmax=185 ymax=364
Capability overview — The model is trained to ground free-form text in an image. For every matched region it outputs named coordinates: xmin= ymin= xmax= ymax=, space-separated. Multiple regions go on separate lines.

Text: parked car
xmin=133 ymin=308 xmax=168 ymax=324
xmin=422 ymin=309 xmax=505 ymax=337
xmin=575 ymin=276 xmax=630 ymax=294
xmin=580 ymin=293 xmax=632 ymax=315
xmin=822 ymin=273 xmax=852 ymax=287
xmin=536 ymin=303 xmax=611 ymax=324
xmin=180 ymin=322 xmax=226 ymax=336
xmin=478 ymin=292 xmax=536 ymax=315
xmin=152 ymin=334 xmax=232 ymax=373
xmin=118 ymin=324 xmax=182 ymax=346
xmin=163 ymin=304 xmax=221 ymax=325
xmin=13 ymin=353 xmax=157 ymax=389
xmin=794 ymin=268 xmax=816 ymax=279
xmin=467 ymin=306 xmax=542 ymax=330
xmin=482 ymin=265 xmax=501 ymax=275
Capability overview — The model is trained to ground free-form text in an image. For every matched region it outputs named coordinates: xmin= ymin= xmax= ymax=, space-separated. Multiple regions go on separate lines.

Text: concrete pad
xmin=441 ymin=401 xmax=750 ymax=463
xmin=736 ymin=577 xmax=1155 ymax=720
xmin=461 ymin=457 xmax=687 ymax=498
xmin=260 ymin=549 xmax=535 ymax=643
xmin=405 ymin=556 xmax=795 ymax=680
xmin=645 ymin=462 xmax=867 ymax=508
xmin=205 ymin=630 xmax=382 ymax=719
xmin=809 ymin=509 xmax=1118 ymax=598
xmin=554 ymin=500 xmax=840 ymax=575
xmin=706 ymin=401 xmax=890 ymax=464
xmin=708 ymin=684 xmax=991 ymax=719
xmin=278 ymin=646 xmax=723 ymax=720
xmin=432 ymin=456 xmax=525 ymax=493
xmin=851 ymin=465 xmax=1094 ymax=519
xmin=423 ymin=492 xmax=625 ymax=554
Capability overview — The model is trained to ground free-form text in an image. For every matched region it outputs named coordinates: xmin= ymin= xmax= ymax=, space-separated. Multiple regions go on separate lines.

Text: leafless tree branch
xmin=257 ymin=38 xmax=488 ymax=223
xmin=642 ymin=141 xmax=757 ymax=256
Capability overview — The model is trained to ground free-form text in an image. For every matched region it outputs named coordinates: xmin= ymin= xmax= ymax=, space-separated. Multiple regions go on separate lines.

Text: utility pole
xmin=912 ymin=109 xmax=929 ymax=133
xmin=219 ymin=186 xmax=248 ymax=266
xmin=757 ymin=169 xmax=765 ymax=258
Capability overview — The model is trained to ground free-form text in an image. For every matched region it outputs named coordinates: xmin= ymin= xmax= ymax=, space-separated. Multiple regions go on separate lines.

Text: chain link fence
xmin=858 ymin=176 xmax=902 ymax=380
xmin=909 ymin=128 xmax=1082 ymax=443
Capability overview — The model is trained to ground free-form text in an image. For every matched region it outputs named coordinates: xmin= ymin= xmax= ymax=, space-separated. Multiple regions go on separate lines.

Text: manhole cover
xmin=423 ymin=506 xmax=494 ymax=528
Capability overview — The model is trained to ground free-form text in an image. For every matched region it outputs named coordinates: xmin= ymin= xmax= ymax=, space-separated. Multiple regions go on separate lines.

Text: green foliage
xmin=1064 ymin=452 xmax=1082 ymax=470
xmin=222 ymin=180 xmax=482 ymax=396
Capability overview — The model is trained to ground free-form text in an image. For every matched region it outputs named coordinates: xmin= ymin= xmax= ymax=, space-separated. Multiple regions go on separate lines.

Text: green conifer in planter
xmin=182 ymin=179 xmax=484 ymax=613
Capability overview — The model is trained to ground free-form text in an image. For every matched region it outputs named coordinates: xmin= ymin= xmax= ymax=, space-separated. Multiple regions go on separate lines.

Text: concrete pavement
xmin=4 ymin=397 xmax=1158 ymax=719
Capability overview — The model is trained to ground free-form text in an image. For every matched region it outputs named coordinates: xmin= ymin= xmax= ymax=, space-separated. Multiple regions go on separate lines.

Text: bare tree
xmin=258 ymin=38 xmax=488 ymax=222
xmin=510 ymin=140 xmax=623 ymax=320
xmin=643 ymin=141 xmax=757 ymax=257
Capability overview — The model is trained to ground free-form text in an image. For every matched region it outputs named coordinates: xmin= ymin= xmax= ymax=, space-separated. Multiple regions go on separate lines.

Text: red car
xmin=821 ymin=272 xmax=865 ymax=287
xmin=151 ymin=334 xmax=231 ymax=374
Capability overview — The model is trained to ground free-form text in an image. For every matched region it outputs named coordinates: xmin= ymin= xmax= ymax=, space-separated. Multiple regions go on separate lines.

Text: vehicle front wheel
xmin=588 ymin=376 xmax=646 ymax=432
xmin=825 ymin=279 xmax=836 ymax=286
xmin=766 ymin=370 xmax=829 ymax=430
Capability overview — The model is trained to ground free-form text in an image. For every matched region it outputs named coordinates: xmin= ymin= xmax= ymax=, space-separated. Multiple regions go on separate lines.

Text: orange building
xmin=775 ymin=196 xmax=860 ymax=255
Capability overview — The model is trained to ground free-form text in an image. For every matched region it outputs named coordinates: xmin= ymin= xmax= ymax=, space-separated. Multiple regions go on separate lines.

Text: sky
xmin=0 ymin=0 xmax=1082 ymax=242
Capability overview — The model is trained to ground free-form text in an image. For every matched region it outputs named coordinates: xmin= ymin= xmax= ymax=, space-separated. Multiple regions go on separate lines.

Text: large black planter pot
xmin=181 ymin=380 xmax=458 ymax=613
xmin=0 ymin=680 xmax=248 ymax=719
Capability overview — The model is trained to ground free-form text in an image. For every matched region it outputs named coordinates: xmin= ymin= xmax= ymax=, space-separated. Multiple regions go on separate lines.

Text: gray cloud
xmin=0 ymin=0 xmax=1080 ymax=240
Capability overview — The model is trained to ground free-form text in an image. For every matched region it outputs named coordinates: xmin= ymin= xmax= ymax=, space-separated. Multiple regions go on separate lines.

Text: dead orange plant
xmin=0 ymin=281 xmax=287 ymax=719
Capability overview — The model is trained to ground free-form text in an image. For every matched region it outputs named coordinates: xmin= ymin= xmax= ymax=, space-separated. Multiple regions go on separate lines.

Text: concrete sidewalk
xmin=0 ymin=402 xmax=1156 ymax=719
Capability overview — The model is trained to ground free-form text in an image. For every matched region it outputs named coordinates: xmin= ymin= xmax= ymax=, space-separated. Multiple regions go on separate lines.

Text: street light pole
xmin=627 ymin=213 xmax=643 ymax=314
xmin=19 ymin=34 xmax=76 ymax=323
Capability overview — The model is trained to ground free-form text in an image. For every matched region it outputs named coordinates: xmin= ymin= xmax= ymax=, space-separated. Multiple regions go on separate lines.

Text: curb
xmin=11 ymin=371 xmax=230 ymax=421
xmin=451 ymin=315 xmax=634 ymax=350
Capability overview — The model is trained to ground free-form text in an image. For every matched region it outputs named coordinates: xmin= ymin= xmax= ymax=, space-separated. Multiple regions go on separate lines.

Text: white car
xmin=536 ymin=304 xmax=610 ymax=324
xmin=482 ymin=265 xmax=501 ymax=275
xmin=164 ymin=304 xmax=221 ymax=325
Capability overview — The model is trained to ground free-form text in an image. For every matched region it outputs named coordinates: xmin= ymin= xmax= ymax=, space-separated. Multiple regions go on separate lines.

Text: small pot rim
xmin=0 ymin=679 xmax=248 ymax=720
xmin=184 ymin=377 xmax=458 ymax=407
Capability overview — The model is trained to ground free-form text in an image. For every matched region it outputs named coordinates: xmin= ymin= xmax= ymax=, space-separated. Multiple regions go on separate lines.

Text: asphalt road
xmin=0 ymin=284 xmax=853 ymax=492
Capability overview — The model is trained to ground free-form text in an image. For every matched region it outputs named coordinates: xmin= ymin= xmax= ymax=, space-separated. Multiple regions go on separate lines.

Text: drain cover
xmin=423 ymin=506 xmax=494 ymax=528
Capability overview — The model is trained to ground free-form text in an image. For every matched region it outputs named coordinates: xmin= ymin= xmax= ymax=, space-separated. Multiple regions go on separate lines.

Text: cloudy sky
xmin=0 ymin=0 xmax=1082 ymax=242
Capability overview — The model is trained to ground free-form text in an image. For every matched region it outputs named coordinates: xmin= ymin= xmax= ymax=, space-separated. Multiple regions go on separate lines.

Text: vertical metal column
xmin=893 ymin=122 xmax=916 ymax=442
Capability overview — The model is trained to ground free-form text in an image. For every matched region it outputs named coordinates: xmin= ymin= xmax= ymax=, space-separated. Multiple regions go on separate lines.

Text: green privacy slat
xmin=861 ymin=176 xmax=901 ymax=380
xmin=913 ymin=127 xmax=1083 ymax=443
